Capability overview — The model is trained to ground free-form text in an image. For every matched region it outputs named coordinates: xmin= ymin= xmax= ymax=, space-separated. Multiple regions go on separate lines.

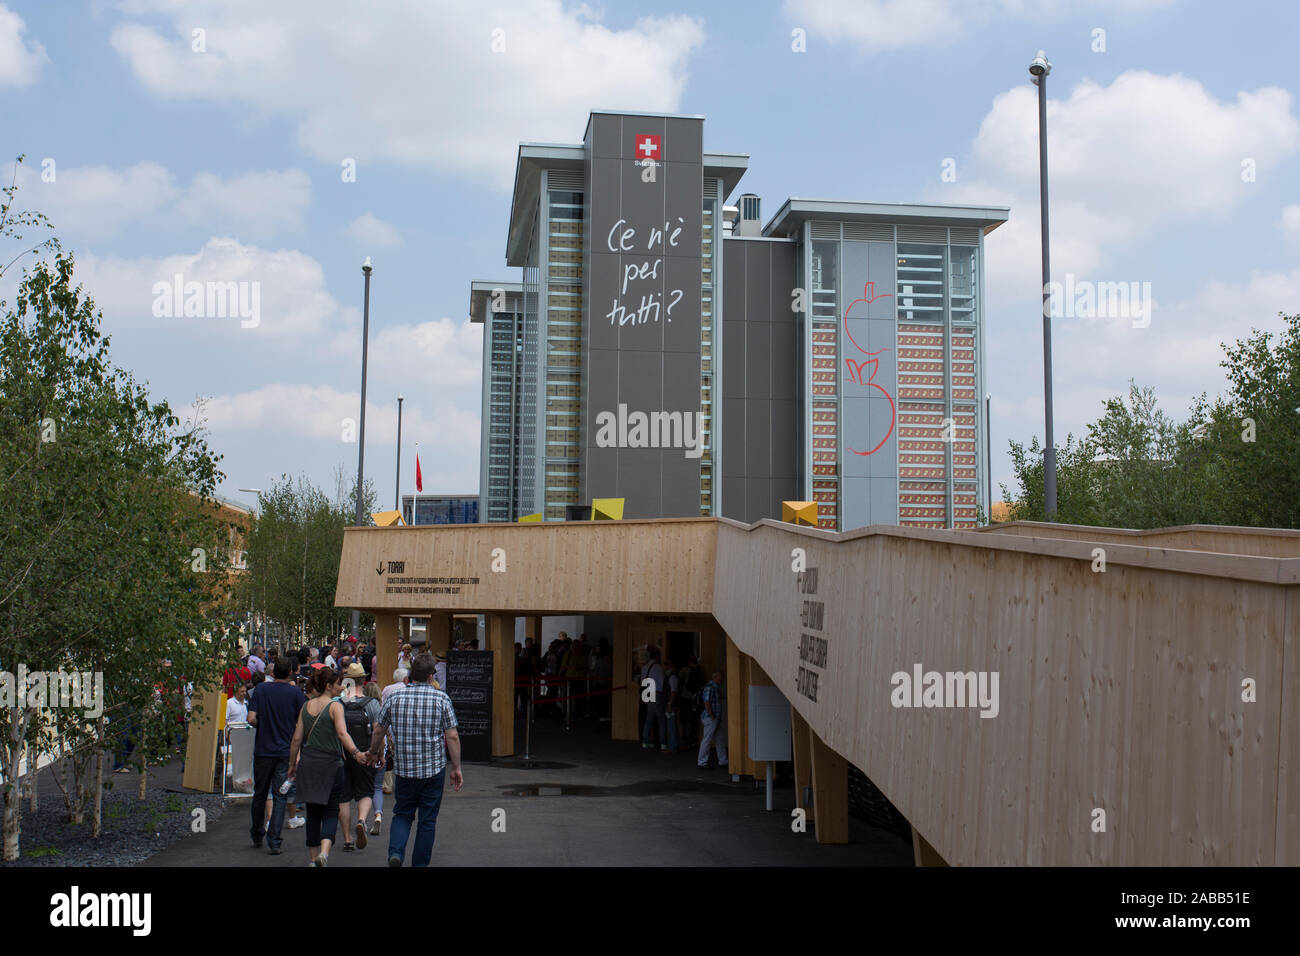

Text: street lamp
xmin=352 ymin=257 xmax=373 ymax=641
xmin=395 ymin=394 xmax=404 ymax=515
xmin=1029 ymin=50 xmax=1058 ymax=518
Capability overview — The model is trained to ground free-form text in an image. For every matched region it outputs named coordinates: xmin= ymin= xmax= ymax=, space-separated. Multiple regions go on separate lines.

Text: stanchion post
xmin=524 ymin=679 xmax=533 ymax=761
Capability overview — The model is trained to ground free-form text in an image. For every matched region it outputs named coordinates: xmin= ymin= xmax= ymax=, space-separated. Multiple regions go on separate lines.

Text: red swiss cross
xmin=636 ymin=134 xmax=661 ymax=160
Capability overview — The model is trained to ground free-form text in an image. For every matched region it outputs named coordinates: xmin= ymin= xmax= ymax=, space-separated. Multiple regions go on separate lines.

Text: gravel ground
xmin=0 ymin=758 xmax=230 ymax=867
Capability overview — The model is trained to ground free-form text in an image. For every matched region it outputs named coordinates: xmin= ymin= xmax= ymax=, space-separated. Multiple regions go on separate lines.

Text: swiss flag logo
xmin=636 ymin=134 xmax=662 ymax=160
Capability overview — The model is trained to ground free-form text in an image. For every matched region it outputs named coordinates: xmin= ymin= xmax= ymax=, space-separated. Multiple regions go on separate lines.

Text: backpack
xmin=342 ymin=697 xmax=373 ymax=752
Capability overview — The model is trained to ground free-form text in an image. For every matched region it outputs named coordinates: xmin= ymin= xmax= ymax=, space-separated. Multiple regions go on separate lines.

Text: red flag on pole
xmin=415 ymin=454 xmax=423 ymax=493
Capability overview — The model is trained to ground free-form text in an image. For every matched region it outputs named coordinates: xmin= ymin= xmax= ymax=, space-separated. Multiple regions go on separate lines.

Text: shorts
xmin=341 ymin=756 xmax=377 ymax=802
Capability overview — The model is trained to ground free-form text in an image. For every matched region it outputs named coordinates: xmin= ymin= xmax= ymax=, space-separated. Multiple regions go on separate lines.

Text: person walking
xmin=697 ymin=670 xmax=728 ymax=769
xmin=287 ymin=668 xmax=370 ymax=867
xmin=337 ymin=663 xmax=380 ymax=851
xmin=247 ymin=656 xmax=306 ymax=855
xmin=363 ymin=681 xmax=387 ymax=835
xmin=640 ymin=647 xmax=668 ymax=751
xmin=366 ymin=653 xmax=462 ymax=868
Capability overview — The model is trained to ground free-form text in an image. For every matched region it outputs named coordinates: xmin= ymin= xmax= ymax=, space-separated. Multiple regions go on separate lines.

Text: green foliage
xmin=1 ymin=238 xmax=233 ymax=856
xmin=235 ymin=470 xmax=376 ymax=648
xmin=1003 ymin=314 xmax=1300 ymax=530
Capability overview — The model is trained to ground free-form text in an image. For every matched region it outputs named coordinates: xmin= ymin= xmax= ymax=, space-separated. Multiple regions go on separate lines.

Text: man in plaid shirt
xmin=366 ymin=652 xmax=462 ymax=867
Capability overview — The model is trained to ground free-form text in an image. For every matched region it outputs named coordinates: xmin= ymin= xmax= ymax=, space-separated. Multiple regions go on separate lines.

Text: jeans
xmin=665 ymin=709 xmax=679 ymax=751
xmin=388 ymin=771 xmax=447 ymax=867
xmin=251 ymin=755 xmax=289 ymax=849
xmin=642 ymin=700 xmax=667 ymax=748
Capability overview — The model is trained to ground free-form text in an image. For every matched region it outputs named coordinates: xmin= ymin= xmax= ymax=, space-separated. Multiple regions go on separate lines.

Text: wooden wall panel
xmin=336 ymin=515 xmax=1300 ymax=865
xmin=710 ymin=521 xmax=1293 ymax=865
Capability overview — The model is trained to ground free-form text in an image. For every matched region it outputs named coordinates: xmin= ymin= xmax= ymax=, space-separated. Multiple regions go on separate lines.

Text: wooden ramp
xmin=336 ymin=517 xmax=1300 ymax=865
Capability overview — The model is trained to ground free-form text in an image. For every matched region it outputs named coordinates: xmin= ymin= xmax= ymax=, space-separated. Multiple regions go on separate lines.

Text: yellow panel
xmin=371 ymin=509 xmax=405 ymax=527
xmin=590 ymin=497 xmax=624 ymax=521
xmin=518 ymin=512 xmax=543 ymax=523
xmin=782 ymin=500 xmax=818 ymax=526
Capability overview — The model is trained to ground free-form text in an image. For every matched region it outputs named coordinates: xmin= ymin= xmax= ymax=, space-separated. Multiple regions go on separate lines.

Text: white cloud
xmin=345 ymin=212 xmax=402 ymax=248
xmin=203 ymin=383 xmax=482 ymax=496
xmin=939 ymin=71 xmax=1300 ymax=300
xmin=1281 ymin=205 xmax=1300 ymax=243
xmin=205 ymin=383 xmax=480 ymax=449
xmin=174 ymin=169 xmax=312 ymax=235
xmin=109 ymin=1 xmax=706 ymax=189
xmin=75 ymin=237 xmax=349 ymax=339
xmin=14 ymin=162 xmax=311 ymax=240
xmin=0 ymin=3 xmax=47 ymax=87
xmin=16 ymin=161 xmax=177 ymax=240
xmin=784 ymin=0 xmax=1176 ymax=52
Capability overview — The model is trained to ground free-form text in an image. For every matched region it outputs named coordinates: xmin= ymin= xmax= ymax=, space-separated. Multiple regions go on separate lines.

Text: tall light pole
xmin=1030 ymin=50 xmax=1057 ymax=518
xmin=352 ymin=257 xmax=373 ymax=641
xmin=395 ymin=394 xmax=404 ymax=515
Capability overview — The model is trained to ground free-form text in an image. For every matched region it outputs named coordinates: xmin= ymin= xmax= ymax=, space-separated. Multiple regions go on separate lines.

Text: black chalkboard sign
xmin=446 ymin=650 xmax=493 ymax=763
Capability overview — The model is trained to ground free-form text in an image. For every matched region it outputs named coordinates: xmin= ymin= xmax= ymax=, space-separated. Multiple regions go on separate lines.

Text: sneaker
xmin=286 ymin=815 xmax=305 ymax=829
xmin=388 ymin=855 xmax=402 ymax=867
xmin=369 ymin=815 xmax=382 ymax=836
xmin=641 ymin=743 xmax=651 ymax=750
xmin=268 ymin=847 xmax=282 ymax=856
xmin=697 ymin=763 xmax=708 ymax=769
xmin=250 ymin=838 xmax=263 ymax=849
xmin=356 ymin=822 xmax=368 ymax=850
xmin=315 ymin=855 xmax=328 ymax=867
xmin=341 ymin=843 xmax=355 ymax=852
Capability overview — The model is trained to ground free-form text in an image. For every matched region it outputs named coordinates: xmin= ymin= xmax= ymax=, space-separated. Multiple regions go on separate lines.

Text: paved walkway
xmin=142 ymin=715 xmax=914 ymax=867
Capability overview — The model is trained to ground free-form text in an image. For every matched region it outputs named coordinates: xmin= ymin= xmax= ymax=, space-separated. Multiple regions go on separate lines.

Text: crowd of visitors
xmin=233 ymin=639 xmax=461 ymax=867
xmin=511 ymin=632 xmax=726 ymax=768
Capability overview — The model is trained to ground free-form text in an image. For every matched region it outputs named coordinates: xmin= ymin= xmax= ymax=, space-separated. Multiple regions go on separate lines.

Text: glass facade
xmin=482 ymin=294 xmax=525 ymax=522
xmin=404 ymin=495 xmax=478 ymax=525
xmin=543 ymin=185 xmax=584 ymax=520
xmin=700 ymin=191 xmax=717 ymax=515
xmin=802 ymin=226 xmax=984 ymax=531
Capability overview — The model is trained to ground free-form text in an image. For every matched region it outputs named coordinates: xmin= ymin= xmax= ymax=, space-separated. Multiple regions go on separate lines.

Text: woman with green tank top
xmin=287 ymin=667 xmax=369 ymax=866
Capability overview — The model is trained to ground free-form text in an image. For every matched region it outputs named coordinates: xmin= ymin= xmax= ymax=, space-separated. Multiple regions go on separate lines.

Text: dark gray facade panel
xmin=722 ymin=320 xmax=747 ymax=396
xmin=745 ymin=400 xmax=772 ymax=478
xmin=583 ymin=114 xmax=704 ymax=518
xmin=718 ymin=237 xmax=801 ymax=523
xmin=720 ymin=397 xmax=746 ymax=478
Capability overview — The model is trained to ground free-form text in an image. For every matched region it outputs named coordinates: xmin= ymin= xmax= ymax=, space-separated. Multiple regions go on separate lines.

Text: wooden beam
xmin=809 ymin=726 xmax=848 ymax=845
xmin=725 ymin=636 xmax=753 ymax=777
xmin=425 ymin=611 xmax=451 ymax=657
xmin=612 ymin=616 xmax=637 ymax=741
xmin=912 ymin=826 xmax=947 ymax=866
xmin=485 ymin=613 xmax=515 ymax=757
xmin=791 ymin=705 xmax=813 ymax=824
xmin=374 ymin=613 xmax=400 ymax=689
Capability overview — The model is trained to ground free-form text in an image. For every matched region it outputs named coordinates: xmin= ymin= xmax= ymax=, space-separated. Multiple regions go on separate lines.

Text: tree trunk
xmin=22 ymin=746 xmax=37 ymax=812
xmin=2 ymin=775 xmax=20 ymax=862
xmin=91 ymin=716 xmax=105 ymax=838
xmin=3 ymin=719 xmax=27 ymax=861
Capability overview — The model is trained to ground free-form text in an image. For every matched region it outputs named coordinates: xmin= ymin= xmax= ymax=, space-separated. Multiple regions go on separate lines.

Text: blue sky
xmin=4 ymin=0 xmax=1298 ymax=514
